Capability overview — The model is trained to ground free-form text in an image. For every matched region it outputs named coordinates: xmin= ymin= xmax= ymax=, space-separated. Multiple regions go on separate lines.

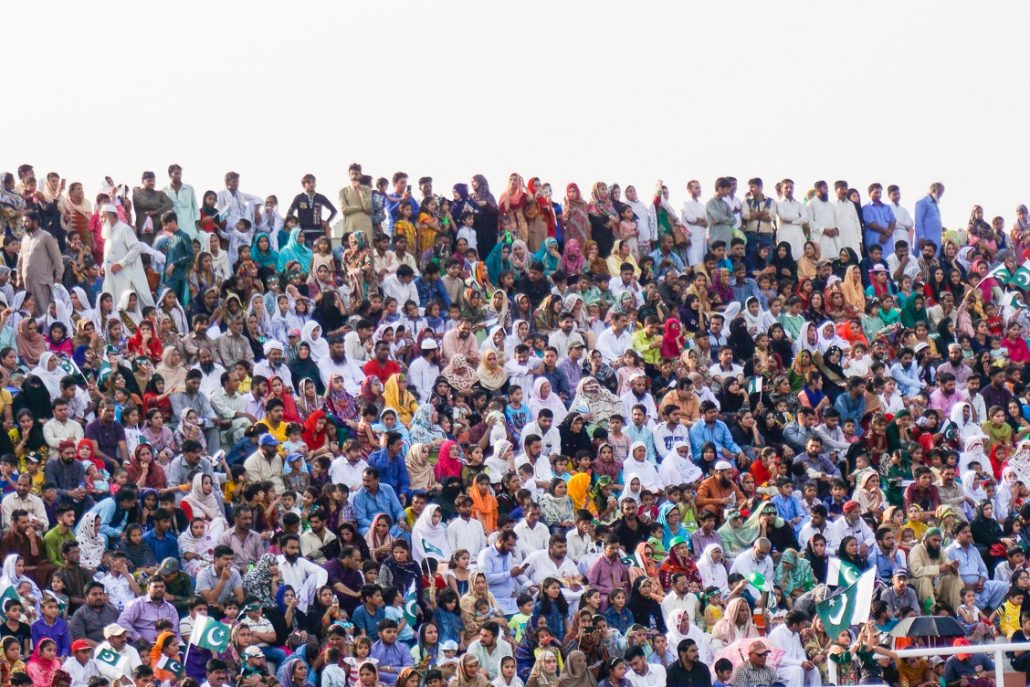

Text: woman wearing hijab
xmin=74 ymin=512 xmax=105 ymax=570
xmin=529 ymin=377 xmax=568 ymax=425
xmin=558 ymin=413 xmax=592 ymax=458
xmin=561 ymin=238 xmax=585 ymax=276
xmin=772 ymin=241 xmax=798 ymax=284
xmin=696 ymin=543 xmax=729 ymax=593
xmin=587 ymin=182 xmax=617 ymax=257
xmin=475 ymin=350 xmax=508 ymax=392
xmin=277 ymin=226 xmax=314 ymax=273
xmin=126 ymin=444 xmax=167 ymax=490
xmin=534 ymin=238 xmax=562 ymax=276
xmin=900 ymin=293 xmax=929 ymax=328
xmin=409 ymin=503 xmax=453 ymax=568
xmin=181 ymin=473 xmax=227 ymax=542
xmin=432 ymin=440 xmax=462 ymax=483
xmin=626 ymin=577 xmax=666 ymax=632
xmin=557 ymin=650 xmax=597 ymax=687
xmin=485 ymin=240 xmax=513 ymax=287
xmin=775 ymin=549 xmax=814 ymax=597
xmin=440 ymin=354 xmax=477 ymax=393
xmin=569 ymin=377 xmax=623 ymax=429
xmin=301 ymin=321 xmax=330 ymax=363
xmin=382 ymin=375 xmax=418 ymax=426
xmin=155 ymin=347 xmax=188 ymax=395
xmin=289 ymin=344 xmax=323 ymax=395
xmin=468 ymin=473 xmax=499 ymax=533
xmin=16 ymin=318 xmax=46 ymax=368
xmin=562 ymin=184 xmax=591 ymax=248
xmin=409 ymin=403 xmax=447 ymax=446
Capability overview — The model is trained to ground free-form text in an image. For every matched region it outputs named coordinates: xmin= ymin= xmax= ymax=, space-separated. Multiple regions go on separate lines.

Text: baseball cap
xmin=157 ymin=558 xmax=179 ymax=576
xmin=287 ymin=452 xmax=304 ymax=463
xmin=440 ymin=640 xmax=459 ymax=652
xmin=714 ymin=460 xmax=733 ymax=471
xmin=750 ymin=640 xmax=771 ymax=655
xmin=259 ymin=435 xmax=280 ymax=447
xmin=892 ymin=568 xmax=909 ymax=579
xmin=103 ymin=623 xmax=127 ymax=639
xmin=72 ymin=640 xmax=90 ymax=653
xmin=870 ymin=264 xmax=887 ymax=273
xmin=288 ymin=329 xmax=301 ymax=338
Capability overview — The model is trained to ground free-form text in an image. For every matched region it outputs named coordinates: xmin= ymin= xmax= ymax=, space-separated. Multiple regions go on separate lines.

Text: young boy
xmin=825 ymin=479 xmax=849 ymax=520
xmin=712 ymin=658 xmax=734 ymax=687
xmin=508 ymin=594 xmax=534 ymax=643
xmin=995 ymin=546 xmax=1026 ymax=584
xmin=371 ymin=619 xmax=413 ymax=685
xmin=504 ymin=384 xmax=530 ymax=443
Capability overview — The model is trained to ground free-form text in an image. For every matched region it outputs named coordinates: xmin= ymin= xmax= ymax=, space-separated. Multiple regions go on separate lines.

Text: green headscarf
xmin=775 ymin=548 xmax=814 ymax=596
xmin=718 ymin=502 xmax=782 ymax=557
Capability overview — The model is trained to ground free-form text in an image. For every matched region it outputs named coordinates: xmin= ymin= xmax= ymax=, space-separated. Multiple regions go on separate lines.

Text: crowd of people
xmin=1 ymin=162 xmax=1030 ymax=687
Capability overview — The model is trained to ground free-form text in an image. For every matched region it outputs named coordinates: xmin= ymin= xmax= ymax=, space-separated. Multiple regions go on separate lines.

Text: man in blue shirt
xmin=946 ymin=521 xmax=1007 ymax=610
xmin=649 ymin=234 xmax=685 ymax=280
xmin=914 ymin=182 xmax=944 ymax=250
xmin=143 ymin=509 xmax=180 ymax=562
xmin=862 ymin=183 xmax=896 ymax=256
xmin=834 ymin=378 xmax=867 ymax=434
xmin=351 ymin=584 xmax=387 ymax=638
xmin=688 ymin=401 xmax=744 ymax=463
xmin=367 ymin=432 xmax=411 ymax=501
xmin=353 ymin=467 xmax=405 ymax=535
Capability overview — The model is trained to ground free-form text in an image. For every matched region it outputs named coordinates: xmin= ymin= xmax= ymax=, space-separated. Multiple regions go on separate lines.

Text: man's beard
xmin=459 ymin=332 xmax=469 ymax=339
xmin=330 ymin=351 xmax=345 ymax=364
xmin=719 ymin=477 xmax=731 ymax=489
xmin=926 ymin=543 xmax=941 ymax=558
xmin=200 ymin=362 xmax=214 ymax=374
xmin=284 ymin=552 xmax=300 ymax=563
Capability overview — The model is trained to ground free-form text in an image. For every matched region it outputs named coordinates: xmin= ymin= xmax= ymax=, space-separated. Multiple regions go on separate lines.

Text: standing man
xmin=131 ymin=171 xmax=172 ymax=245
xmin=705 ymin=178 xmax=735 ymax=249
xmin=832 ymin=180 xmax=861 ymax=256
xmin=806 ymin=181 xmax=838 ymax=259
xmin=216 ymin=171 xmax=262 ymax=232
xmin=160 ymin=212 xmax=193 ymax=304
xmin=16 ymin=210 xmax=62 ymax=316
xmin=741 ymin=178 xmax=777 ymax=263
xmin=775 ymin=179 xmax=807 ymax=259
xmin=288 ymin=174 xmax=338 ymax=246
xmin=164 ymin=164 xmax=199 ymax=241
xmin=101 ymin=204 xmax=154 ymax=307
xmin=679 ymin=180 xmax=708 ymax=266
xmin=887 ymin=184 xmax=915 ymax=253
xmin=862 ymin=183 xmax=896 ymax=257
xmin=338 ymin=163 xmax=373 ymax=247
xmin=915 ymin=182 xmax=945 ymax=251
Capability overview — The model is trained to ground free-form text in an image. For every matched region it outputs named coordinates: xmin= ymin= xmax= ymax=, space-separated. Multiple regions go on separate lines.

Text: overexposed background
xmin=8 ymin=0 xmax=1029 ymax=228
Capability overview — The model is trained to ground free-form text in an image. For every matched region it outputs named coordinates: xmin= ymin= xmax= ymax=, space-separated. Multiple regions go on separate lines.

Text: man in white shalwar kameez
xmin=680 ymin=180 xmax=708 ymax=265
xmin=832 ymin=181 xmax=862 ymax=256
xmin=101 ymin=205 xmax=154 ymax=308
xmin=775 ymin=179 xmax=808 ymax=259
xmin=768 ymin=611 xmax=821 ymax=687
xmin=805 ymin=182 xmax=838 ymax=259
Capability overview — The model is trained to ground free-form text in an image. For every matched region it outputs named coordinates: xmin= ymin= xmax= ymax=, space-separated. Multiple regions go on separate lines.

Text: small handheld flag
xmin=189 ymin=615 xmax=230 ymax=652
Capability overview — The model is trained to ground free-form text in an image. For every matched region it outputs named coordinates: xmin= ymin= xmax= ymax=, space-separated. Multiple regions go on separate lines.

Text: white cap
xmin=101 ymin=204 xmax=119 ymax=214
xmin=420 ymin=338 xmax=438 ymax=350
xmin=714 ymin=460 xmax=734 ymax=471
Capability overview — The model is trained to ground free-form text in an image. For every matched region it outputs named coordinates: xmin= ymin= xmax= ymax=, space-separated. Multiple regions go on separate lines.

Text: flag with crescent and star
xmin=190 ymin=615 xmax=230 ymax=652
xmin=816 ymin=568 xmax=875 ymax=639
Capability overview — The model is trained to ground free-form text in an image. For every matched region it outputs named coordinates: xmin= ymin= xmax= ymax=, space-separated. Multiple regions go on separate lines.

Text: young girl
xmin=617 ymin=204 xmax=639 ymax=259
xmin=445 ymin=549 xmax=472 ymax=597
xmin=956 ymin=586 xmax=995 ymax=641
xmin=434 ymin=589 xmax=464 ymax=647
xmin=703 ymin=588 xmax=724 ymax=631
xmin=344 ymin=636 xmax=378 ymax=685
xmin=493 ymin=655 xmax=524 ymax=687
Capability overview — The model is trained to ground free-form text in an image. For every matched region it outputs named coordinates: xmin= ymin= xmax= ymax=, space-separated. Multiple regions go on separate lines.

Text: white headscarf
xmin=696 ymin=543 xmax=729 ymax=593
xmin=959 ymin=434 xmax=988 ymax=475
xmin=75 ymin=513 xmax=105 ymax=570
xmin=817 ymin=321 xmax=849 ymax=353
xmin=0 ymin=554 xmax=41 ymax=618
xmin=997 ymin=466 xmax=1019 ymax=522
xmin=116 ymin=290 xmax=142 ymax=325
xmin=618 ymin=474 xmax=643 ymax=504
xmin=658 ymin=442 xmax=703 ymax=487
xmin=411 ymin=504 xmax=452 ymax=566
xmin=528 ymin=376 xmax=568 ymax=425
xmin=182 ymin=473 xmax=223 ymax=521
xmin=664 ymin=608 xmax=713 ymax=665
xmin=624 ymin=441 xmax=661 ymax=491
xmin=504 ymin=320 xmax=528 ymax=359
xmin=301 ymin=321 xmax=329 ymax=362
xmin=31 ymin=351 xmax=64 ymax=398
xmin=794 ymin=321 xmax=819 ymax=355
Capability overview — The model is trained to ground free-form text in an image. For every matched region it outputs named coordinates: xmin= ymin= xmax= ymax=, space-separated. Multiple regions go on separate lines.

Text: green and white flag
xmin=825 ymin=556 xmax=862 ymax=588
xmin=94 ymin=647 xmax=129 ymax=675
xmin=746 ymin=377 xmax=763 ymax=396
xmin=0 ymin=585 xmax=19 ymax=610
xmin=403 ymin=581 xmax=419 ymax=627
xmin=1010 ymin=259 xmax=1030 ymax=290
xmin=156 ymin=654 xmax=184 ymax=677
xmin=190 ymin=615 xmax=231 ymax=652
xmin=816 ymin=567 xmax=876 ymax=639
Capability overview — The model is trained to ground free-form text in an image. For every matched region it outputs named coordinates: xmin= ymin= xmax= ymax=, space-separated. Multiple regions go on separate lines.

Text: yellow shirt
xmin=262 ymin=418 xmax=289 ymax=443
xmin=1000 ymin=599 xmax=1021 ymax=638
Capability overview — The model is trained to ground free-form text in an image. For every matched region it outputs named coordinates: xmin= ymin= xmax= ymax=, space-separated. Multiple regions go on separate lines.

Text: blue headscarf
xmin=533 ymin=238 xmax=560 ymax=275
xmin=251 ymin=232 xmax=279 ymax=270
xmin=656 ymin=501 xmax=687 ymax=549
xmin=277 ymin=226 xmax=313 ymax=273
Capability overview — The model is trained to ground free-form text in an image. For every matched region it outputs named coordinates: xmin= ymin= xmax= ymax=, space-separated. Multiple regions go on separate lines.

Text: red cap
xmin=72 ymin=639 xmax=91 ymax=653
xmin=953 ymin=637 xmax=971 ymax=661
xmin=842 ymin=500 xmax=861 ymax=514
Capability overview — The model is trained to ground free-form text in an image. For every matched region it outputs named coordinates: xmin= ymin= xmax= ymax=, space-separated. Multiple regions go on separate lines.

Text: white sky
xmin=8 ymin=0 xmax=1030 ymax=228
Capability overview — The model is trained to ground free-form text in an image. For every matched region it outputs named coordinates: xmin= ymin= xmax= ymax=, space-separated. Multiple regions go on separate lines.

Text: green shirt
xmin=42 ymin=527 xmax=76 ymax=567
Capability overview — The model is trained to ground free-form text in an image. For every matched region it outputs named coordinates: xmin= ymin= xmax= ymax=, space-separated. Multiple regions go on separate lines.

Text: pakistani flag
xmin=420 ymin=537 xmax=445 ymax=560
xmin=746 ymin=377 xmax=763 ymax=396
xmin=94 ymin=647 xmax=128 ymax=675
xmin=1010 ymin=259 xmax=1030 ymax=290
xmin=816 ymin=567 xmax=876 ymax=639
xmin=156 ymin=654 xmax=184 ymax=677
xmin=403 ymin=581 xmax=419 ymax=627
xmin=190 ymin=615 xmax=230 ymax=652
xmin=825 ymin=556 xmax=862 ymax=588
xmin=0 ymin=585 xmax=19 ymax=610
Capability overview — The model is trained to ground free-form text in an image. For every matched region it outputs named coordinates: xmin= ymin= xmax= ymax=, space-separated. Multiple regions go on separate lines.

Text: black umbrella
xmin=888 ymin=615 xmax=965 ymax=638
